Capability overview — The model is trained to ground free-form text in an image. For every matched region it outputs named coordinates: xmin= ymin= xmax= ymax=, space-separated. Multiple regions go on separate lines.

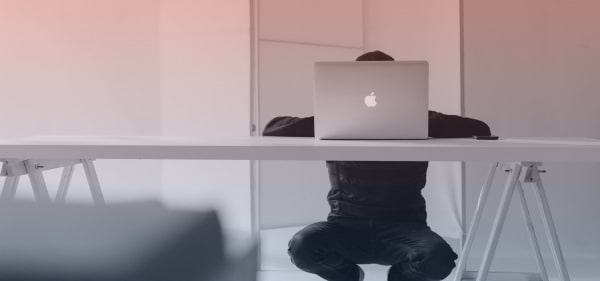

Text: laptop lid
xmin=314 ymin=61 xmax=429 ymax=140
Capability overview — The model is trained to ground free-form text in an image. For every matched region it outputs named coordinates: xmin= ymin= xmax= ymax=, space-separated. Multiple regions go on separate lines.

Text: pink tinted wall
xmin=364 ymin=0 xmax=463 ymax=239
xmin=464 ymin=0 xmax=600 ymax=271
xmin=0 ymin=0 xmax=162 ymax=202
xmin=0 ymin=0 xmax=160 ymax=136
xmin=365 ymin=0 xmax=462 ymax=115
xmin=160 ymin=0 xmax=252 ymax=233
xmin=0 ymin=0 xmax=253 ymax=234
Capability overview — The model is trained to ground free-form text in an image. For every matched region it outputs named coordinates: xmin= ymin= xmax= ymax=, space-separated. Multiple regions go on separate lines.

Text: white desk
xmin=2 ymin=136 xmax=599 ymax=281
xmin=1 ymin=136 xmax=599 ymax=161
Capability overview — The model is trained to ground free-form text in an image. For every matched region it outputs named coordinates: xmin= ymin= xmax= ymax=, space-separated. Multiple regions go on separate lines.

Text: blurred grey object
xmin=0 ymin=202 xmax=256 ymax=281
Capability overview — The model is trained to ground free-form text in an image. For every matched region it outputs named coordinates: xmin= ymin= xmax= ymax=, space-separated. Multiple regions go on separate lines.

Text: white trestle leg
xmin=0 ymin=159 xmax=104 ymax=205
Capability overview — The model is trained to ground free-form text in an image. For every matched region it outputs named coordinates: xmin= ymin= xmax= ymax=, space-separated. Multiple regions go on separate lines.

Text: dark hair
xmin=356 ymin=50 xmax=395 ymax=61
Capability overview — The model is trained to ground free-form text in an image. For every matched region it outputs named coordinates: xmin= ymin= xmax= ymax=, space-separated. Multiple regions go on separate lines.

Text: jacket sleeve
xmin=262 ymin=116 xmax=315 ymax=137
xmin=428 ymin=110 xmax=492 ymax=138
xmin=262 ymin=112 xmax=491 ymax=138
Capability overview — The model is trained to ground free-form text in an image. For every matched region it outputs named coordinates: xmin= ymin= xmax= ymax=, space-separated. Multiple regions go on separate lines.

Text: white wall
xmin=365 ymin=0 xmax=461 ymax=114
xmin=255 ymin=0 xmax=364 ymax=271
xmin=257 ymin=0 xmax=464 ymax=236
xmin=257 ymin=0 xmax=364 ymax=230
xmin=255 ymin=0 xmax=465 ymax=272
xmin=259 ymin=0 xmax=363 ymax=48
xmin=0 ymin=0 xmax=162 ymax=202
xmin=0 ymin=0 xmax=253 ymax=234
xmin=464 ymin=0 xmax=600 ymax=272
xmin=159 ymin=0 xmax=252 ymax=233
xmin=364 ymin=0 xmax=463 ymax=239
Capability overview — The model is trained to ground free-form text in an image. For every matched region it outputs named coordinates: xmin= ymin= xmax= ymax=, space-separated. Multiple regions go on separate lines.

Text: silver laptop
xmin=314 ymin=61 xmax=429 ymax=140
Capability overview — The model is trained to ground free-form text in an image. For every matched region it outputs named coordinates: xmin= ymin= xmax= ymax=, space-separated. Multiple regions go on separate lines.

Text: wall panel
xmin=364 ymin=0 xmax=463 ymax=239
xmin=259 ymin=0 xmax=363 ymax=48
xmin=0 ymin=0 xmax=162 ymax=202
xmin=258 ymin=42 xmax=362 ymax=228
xmin=160 ymin=0 xmax=252 ymax=233
xmin=464 ymin=0 xmax=600 ymax=268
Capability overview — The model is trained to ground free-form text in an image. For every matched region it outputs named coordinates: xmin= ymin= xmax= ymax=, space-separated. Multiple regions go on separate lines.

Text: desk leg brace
xmin=516 ymin=180 xmax=549 ymax=281
xmin=528 ymin=163 xmax=570 ymax=281
xmin=455 ymin=162 xmax=570 ymax=281
xmin=55 ymin=165 xmax=75 ymax=203
xmin=1 ymin=176 xmax=20 ymax=201
xmin=24 ymin=160 xmax=52 ymax=203
xmin=454 ymin=162 xmax=499 ymax=281
xmin=82 ymin=160 xmax=105 ymax=205
xmin=475 ymin=163 xmax=522 ymax=281
xmin=1 ymin=160 xmax=105 ymax=205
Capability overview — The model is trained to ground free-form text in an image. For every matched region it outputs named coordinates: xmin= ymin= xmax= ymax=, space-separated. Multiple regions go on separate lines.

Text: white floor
xmin=258 ymin=260 xmax=599 ymax=281
xmin=256 ymin=227 xmax=599 ymax=281
xmin=259 ymin=270 xmax=598 ymax=281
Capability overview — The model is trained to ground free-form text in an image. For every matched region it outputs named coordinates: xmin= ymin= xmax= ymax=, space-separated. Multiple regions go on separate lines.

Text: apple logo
xmin=364 ymin=92 xmax=377 ymax=107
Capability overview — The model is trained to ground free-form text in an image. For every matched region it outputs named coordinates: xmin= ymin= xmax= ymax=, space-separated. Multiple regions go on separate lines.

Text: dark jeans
xmin=287 ymin=219 xmax=458 ymax=281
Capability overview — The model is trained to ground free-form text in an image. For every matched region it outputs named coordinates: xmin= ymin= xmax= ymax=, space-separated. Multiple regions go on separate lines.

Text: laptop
xmin=314 ymin=61 xmax=429 ymax=140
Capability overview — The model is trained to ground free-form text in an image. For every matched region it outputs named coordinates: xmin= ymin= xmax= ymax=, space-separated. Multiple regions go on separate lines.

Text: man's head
xmin=356 ymin=50 xmax=395 ymax=62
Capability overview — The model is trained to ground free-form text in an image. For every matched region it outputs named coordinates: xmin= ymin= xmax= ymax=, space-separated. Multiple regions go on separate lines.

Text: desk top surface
xmin=1 ymin=136 xmax=599 ymax=162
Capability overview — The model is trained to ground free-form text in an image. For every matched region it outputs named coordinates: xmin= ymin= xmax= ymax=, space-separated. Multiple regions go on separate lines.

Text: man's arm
xmin=428 ymin=111 xmax=491 ymax=138
xmin=262 ymin=112 xmax=492 ymax=138
xmin=262 ymin=116 xmax=315 ymax=137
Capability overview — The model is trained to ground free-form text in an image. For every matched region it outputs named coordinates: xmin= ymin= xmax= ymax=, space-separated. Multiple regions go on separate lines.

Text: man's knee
xmin=390 ymin=241 xmax=458 ymax=281
xmin=287 ymin=223 xmax=331 ymax=269
xmin=413 ymin=241 xmax=458 ymax=280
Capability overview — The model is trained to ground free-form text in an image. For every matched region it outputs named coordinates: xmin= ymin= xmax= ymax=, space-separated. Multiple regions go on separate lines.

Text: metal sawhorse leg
xmin=1 ymin=159 xmax=105 ymax=205
xmin=454 ymin=162 xmax=570 ymax=281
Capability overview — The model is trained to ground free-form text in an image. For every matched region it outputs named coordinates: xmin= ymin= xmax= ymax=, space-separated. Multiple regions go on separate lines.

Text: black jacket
xmin=263 ymin=111 xmax=491 ymax=222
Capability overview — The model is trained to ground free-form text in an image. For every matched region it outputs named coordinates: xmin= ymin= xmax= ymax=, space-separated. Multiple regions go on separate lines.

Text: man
xmin=263 ymin=51 xmax=491 ymax=281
